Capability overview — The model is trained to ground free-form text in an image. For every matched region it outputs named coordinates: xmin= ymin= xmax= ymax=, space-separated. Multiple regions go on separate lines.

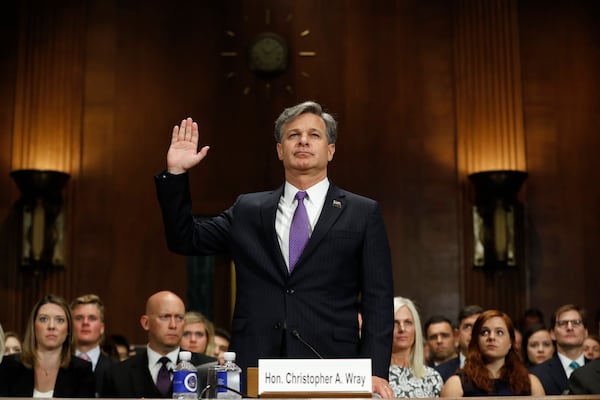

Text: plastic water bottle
xmin=173 ymin=351 xmax=198 ymax=400
xmin=216 ymin=351 xmax=242 ymax=399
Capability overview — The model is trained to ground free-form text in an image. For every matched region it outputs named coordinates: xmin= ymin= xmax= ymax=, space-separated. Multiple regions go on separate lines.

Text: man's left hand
xmin=372 ymin=376 xmax=394 ymax=398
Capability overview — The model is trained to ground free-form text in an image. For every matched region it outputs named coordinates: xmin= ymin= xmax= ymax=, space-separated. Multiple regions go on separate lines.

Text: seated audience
xmin=582 ymin=334 xmax=600 ymax=360
xmin=519 ymin=308 xmax=545 ymax=332
xmin=4 ymin=332 xmax=23 ymax=356
xmin=513 ymin=327 xmax=522 ymax=351
xmin=435 ymin=305 xmax=483 ymax=382
xmin=568 ymin=358 xmax=600 ymax=394
xmin=0 ymin=294 xmax=95 ymax=397
xmin=102 ymin=290 xmax=216 ymax=398
xmin=102 ymin=334 xmax=131 ymax=361
xmin=424 ymin=315 xmax=457 ymax=367
xmin=440 ymin=310 xmax=544 ymax=397
xmin=180 ymin=311 xmax=214 ymax=355
xmin=213 ymin=327 xmax=230 ymax=365
xmin=530 ymin=304 xmax=589 ymax=394
xmin=70 ymin=293 xmax=116 ymax=396
xmin=522 ymin=324 xmax=554 ymax=366
xmin=389 ymin=297 xmax=443 ymax=398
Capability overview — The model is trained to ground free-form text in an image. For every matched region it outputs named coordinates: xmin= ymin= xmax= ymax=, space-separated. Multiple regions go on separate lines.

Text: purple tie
xmin=289 ymin=191 xmax=309 ymax=271
xmin=156 ymin=356 xmax=171 ymax=396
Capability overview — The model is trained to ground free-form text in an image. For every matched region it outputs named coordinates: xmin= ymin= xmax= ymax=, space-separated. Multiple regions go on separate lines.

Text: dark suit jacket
xmin=568 ymin=358 xmax=600 ymax=394
xmin=0 ymin=353 xmax=95 ymax=397
xmin=94 ymin=351 xmax=117 ymax=395
xmin=530 ymin=354 xmax=589 ymax=395
xmin=101 ymin=348 xmax=215 ymax=398
xmin=434 ymin=356 xmax=460 ymax=382
xmin=155 ymin=173 xmax=394 ymax=378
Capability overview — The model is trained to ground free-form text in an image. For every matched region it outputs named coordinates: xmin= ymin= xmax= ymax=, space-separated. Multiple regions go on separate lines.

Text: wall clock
xmin=248 ymin=32 xmax=288 ymax=75
xmin=219 ymin=8 xmax=317 ymax=96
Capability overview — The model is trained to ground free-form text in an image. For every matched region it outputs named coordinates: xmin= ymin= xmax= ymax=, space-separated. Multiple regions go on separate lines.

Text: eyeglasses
xmin=555 ymin=319 xmax=583 ymax=328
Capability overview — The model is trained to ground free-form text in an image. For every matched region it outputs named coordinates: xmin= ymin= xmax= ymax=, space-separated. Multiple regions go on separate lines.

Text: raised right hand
xmin=166 ymin=117 xmax=210 ymax=174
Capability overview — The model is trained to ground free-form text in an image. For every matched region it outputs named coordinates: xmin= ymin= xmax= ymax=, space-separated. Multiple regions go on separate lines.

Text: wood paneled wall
xmin=1 ymin=0 xmax=599 ymax=344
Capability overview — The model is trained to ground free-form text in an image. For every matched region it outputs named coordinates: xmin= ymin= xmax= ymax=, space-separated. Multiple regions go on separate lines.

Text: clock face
xmin=248 ymin=33 xmax=288 ymax=74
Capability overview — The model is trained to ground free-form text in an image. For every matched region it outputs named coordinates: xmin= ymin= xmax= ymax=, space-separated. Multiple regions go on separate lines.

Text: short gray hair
xmin=274 ymin=101 xmax=337 ymax=144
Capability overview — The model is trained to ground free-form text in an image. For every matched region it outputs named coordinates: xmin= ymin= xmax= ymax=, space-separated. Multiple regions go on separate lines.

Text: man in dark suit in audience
xmin=435 ymin=305 xmax=483 ymax=381
xmin=155 ymin=101 xmax=395 ymax=398
xmin=424 ymin=315 xmax=457 ymax=367
xmin=70 ymin=294 xmax=117 ymax=396
xmin=568 ymin=358 xmax=600 ymax=394
xmin=102 ymin=291 xmax=215 ymax=398
xmin=530 ymin=304 xmax=589 ymax=395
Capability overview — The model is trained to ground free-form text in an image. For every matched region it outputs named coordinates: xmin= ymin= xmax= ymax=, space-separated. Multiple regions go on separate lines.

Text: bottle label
xmin=216 ymin=370 xmax=227 ymax=393
xmin=173 ymin=370 xmax=198 ymax=394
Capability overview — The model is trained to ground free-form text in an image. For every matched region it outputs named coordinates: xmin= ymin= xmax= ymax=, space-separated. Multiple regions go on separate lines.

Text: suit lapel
xmin=260 ymin=186 xmax=289 ymax=278
xmin=134 ymin=350 xmax=162 ymax=398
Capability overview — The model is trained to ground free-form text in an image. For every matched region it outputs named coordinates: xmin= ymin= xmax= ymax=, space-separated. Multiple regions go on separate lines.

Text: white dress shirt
xmin=146 ymin=346 xmax=180 ymax=384
xmin=557 ymin=351 xmax=585 ymax=378
xmin=276 ymin=178 xmax=329 ymax=271
xmin=76 ymin=345 xmax=101 ymax=371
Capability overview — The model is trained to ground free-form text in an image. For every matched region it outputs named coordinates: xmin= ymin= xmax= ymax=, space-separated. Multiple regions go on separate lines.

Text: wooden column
xmin=454 ymin=0 xmax=529 ymax=320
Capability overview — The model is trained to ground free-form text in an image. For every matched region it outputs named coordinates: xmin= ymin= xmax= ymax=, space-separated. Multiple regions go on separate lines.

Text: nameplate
xmin=258 ymin=359 xmax=372 ymax=394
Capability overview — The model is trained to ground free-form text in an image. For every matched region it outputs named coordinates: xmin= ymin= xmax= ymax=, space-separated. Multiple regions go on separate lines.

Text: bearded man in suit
xmin=155 ymin=101 xmax=394 ymax=397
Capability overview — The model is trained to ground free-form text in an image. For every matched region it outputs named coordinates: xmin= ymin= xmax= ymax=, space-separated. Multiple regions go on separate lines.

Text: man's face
xmin=72 ymin=303 xmax=104 ymax=347
xmin=141 ymin=294 xmax=185 ymax=354
xmin=551 ymin=309 xmax=588 ymax=352
xmin=181 ymin=322 xmax=208 ymax=354
xmin=426 ymin=322 xmax=457 ymax=363
xmin=457 ymin=313 xmax=480 ymax=355
xmin=276 ymin=113 xmax=335 ymax=178
xmin=213 ymin=335 xmax=230 ymax=365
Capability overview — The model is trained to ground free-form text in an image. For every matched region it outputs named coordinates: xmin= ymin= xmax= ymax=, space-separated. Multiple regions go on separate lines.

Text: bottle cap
xmin=223 ymin=351 xmax=236 ymax=361
xmin=179 ymin=351 xmax=192 ymax=361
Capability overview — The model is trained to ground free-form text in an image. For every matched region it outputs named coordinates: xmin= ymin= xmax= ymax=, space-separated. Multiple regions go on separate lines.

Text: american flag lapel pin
xmin=332 ymin=199 xmax=342 ymax=208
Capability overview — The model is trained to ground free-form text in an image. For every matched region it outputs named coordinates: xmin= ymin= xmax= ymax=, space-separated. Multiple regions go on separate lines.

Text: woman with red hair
xmin=441 ymin=310 xmax=545 ymax=396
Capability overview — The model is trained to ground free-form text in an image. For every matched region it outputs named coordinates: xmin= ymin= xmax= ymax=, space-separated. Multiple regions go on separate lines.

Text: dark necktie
xmin=289 ymin=191 xmax=309 ymax=271
xmin=156 ymin=356 xmax=171 ymax=396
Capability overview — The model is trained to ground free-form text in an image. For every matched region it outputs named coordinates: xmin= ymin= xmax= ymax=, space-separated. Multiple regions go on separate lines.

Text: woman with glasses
xmin=0 ymin=294 xmax=95 ymax=397
xmin=441 ymin=310 xmax=545 ymax=397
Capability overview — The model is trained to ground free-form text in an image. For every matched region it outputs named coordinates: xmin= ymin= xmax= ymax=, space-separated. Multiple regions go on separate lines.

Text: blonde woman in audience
xmin=441 ymin=310 xmax=544 ymax=397
xmin=0 ymin=294 xmax=95 ymax=397
xmin=180 ymin=311 xmax=215 ymax=356
xmin=583 ymin=334 xmax=600 ymax=360
xmin=389 ymin=297 xmax=443 ymax=398
xmin=4 ymin=332 xmax=23 ymax=356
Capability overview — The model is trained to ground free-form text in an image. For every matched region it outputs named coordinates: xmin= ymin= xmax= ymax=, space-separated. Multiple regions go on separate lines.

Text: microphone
xmin=291 ymin=329 xmax=324 ymax=359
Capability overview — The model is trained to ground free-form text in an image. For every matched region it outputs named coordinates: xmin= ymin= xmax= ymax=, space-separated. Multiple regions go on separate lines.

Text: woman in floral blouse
xmin=389 ymin=297 xmax=443 ymax=398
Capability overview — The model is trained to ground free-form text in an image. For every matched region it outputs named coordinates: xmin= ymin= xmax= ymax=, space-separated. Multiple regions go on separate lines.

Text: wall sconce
xmin=468 ymin=170 xmax=528 ymax=269
xmin=10 ymin=169 xmax=70 ymax=269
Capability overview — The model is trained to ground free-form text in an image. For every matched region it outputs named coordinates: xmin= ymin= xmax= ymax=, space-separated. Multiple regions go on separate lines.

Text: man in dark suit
xmin=424 ymin=315 xmax=457 ymax=367
xmin=568 ymin=358 xmax=600 ymax=394
xmin=70 ymin=293 xmax=117 ymax=396
xmin=530 ymin=304 xmax=589 ymax=395
xmin=155 ymin=101 xmax=394 ymax=397
xmin=435 ymin=305 xmax=483 ymax=381
xmin=102 ymin=291 xmax=215 ymax=398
